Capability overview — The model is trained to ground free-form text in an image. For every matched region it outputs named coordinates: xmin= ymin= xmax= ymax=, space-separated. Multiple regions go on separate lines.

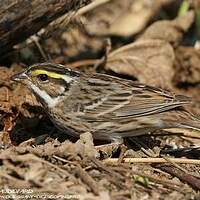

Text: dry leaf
xmin=174 ymin=46 xmax=200 ymax=85
xmin=105 ymin=39 xmax=175 ymax=88
xmin=139 ymin=11 xmax=194 ymax=46
xmin=79 ymin=0 xmax=166 ymax=37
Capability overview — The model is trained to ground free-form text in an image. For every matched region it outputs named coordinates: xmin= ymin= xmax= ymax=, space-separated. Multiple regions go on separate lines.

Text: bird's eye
xmin=37 ymin=74 xmax=49 ymax=82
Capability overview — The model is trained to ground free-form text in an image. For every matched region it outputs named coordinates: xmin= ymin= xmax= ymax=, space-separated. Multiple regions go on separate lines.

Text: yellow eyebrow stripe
xmin=32 ymin=69 xmax=64 ymax=79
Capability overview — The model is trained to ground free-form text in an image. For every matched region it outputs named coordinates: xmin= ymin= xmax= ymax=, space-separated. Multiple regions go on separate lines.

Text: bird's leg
xmin=129 ymin=137 xmax=158 ymax=158
xmin=111 ymin=138 xmax=128 ymax=163
xmin=118 ymin=143 xmax=127 ymax=163
xmin=95 ymin=142 xmax=121 ymax=159
xmin=95 ymin=138 xmax=127 ymax=161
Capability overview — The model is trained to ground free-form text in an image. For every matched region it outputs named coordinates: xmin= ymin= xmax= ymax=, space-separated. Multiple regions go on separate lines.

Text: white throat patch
xmin=30 ymin=83 xmax=62 ymax=108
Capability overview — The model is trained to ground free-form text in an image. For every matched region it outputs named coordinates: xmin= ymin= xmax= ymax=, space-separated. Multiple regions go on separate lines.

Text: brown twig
xmin=155 ymin=164 xmax=200 ymax=190
xmin=67 ymin=59 xmax=100 ymax=68
xmin=0 ymin=172 xmax=32 ymax=188
xmin=75 ymin=164 xmax=99 ymax=195
xmin=92 ymin=158 xmax=124 ymax=180
xmin=104 ymin=157 xmax=200 ymax=165
xmin=0 ymin=154 xmax=73 ymax=179
xmin=131 ymin=169 xmax=185 ymax=193
xmin=92 ymin=158 xmax=125 ymax=189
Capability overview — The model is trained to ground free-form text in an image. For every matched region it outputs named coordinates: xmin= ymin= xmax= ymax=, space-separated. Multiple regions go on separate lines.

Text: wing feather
xmin=77 ymin=74 xmax=191 ymax=121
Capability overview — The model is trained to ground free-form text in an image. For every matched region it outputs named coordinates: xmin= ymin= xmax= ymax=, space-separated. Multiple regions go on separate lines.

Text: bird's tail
xmin=178 ymin=119 xmax=200 ymax=132
xmin=111 ymin=109 xmax=200 ymax=138
xmin=164 ymin=109 xmax=200 ymax=132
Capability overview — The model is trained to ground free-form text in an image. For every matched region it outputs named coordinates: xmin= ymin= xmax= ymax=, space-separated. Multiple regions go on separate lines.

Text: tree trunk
xmin=0 ymin=0 xmax=91 ymax=55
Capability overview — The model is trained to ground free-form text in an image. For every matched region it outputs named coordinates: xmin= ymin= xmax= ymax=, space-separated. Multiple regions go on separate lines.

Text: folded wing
xmin=78 ymin=74 xmax=191 ymax=121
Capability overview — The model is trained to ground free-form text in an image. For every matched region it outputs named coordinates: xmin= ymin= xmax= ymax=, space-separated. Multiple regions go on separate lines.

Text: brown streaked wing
xmin=76 ymin=73 xmax=191 ymax=120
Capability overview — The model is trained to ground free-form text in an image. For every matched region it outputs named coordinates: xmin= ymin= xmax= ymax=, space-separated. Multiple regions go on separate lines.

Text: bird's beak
xmin=11 ymin=71 xmax=27 ymax=82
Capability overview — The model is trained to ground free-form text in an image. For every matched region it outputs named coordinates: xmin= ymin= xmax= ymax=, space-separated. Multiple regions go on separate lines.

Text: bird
xmin=11 ymin=62 xmax=200 ymax=142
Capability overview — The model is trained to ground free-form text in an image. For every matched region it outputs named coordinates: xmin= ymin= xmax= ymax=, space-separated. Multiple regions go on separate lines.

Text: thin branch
xmin=67 ymin=59 xmax=100 ymax=68
xmin=104 ymin=157 xmax=200 ymax=165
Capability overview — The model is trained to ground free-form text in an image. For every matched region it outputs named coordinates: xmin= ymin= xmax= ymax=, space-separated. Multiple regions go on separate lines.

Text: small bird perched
xmin=11 ymin=63 xmax=200 ymax=142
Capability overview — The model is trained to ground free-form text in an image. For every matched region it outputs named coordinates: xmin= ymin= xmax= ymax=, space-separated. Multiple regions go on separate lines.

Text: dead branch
xmin=0 ymin=0 xmax=91 ymax=56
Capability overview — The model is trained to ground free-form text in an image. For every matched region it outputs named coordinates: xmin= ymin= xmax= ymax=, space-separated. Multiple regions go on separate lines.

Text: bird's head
xmin=11 ymin=63 xmax=80 ymax=108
